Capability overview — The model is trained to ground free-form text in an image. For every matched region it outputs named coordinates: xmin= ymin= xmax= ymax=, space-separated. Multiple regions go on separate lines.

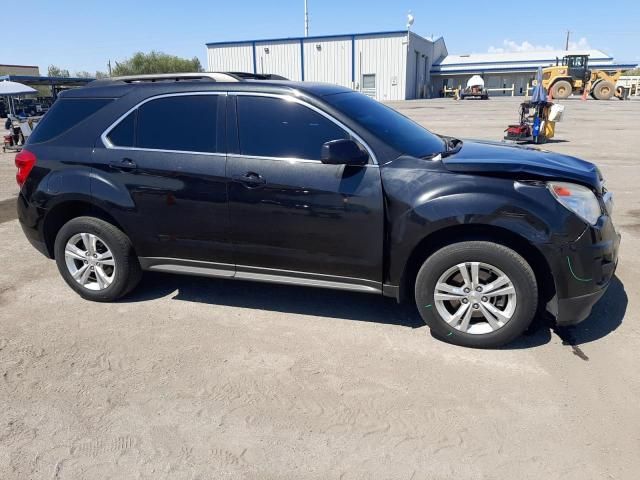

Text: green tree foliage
xmin=624 ymin=67 xmax=640 ymax=76
xmin=74 ymin=70 xmax=109 ymax=79
xmin=48 ymin=65 xmax=70 ymax=77
xmin=112 ymin=51 xmax=203 ymax=76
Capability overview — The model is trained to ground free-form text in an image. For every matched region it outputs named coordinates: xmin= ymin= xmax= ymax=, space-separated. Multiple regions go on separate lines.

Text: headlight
xmin=548 ymin=181 xmax=601 ymax=225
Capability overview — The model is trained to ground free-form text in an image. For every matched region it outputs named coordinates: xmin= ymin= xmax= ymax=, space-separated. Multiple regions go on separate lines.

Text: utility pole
xmin=304 ymin=0 xmax=309 ymax=37
xmin=565 ymin=30 xmax=571 ymax=50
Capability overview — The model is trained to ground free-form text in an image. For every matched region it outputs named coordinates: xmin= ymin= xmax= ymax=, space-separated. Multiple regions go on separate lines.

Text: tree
xmin=112 ymin=51 xmax=203 ymax=76
xmin=624 ymin=67 xmax=640 ymax=76
xmin=48 ymin=65 xmax=70 ymax=77
xmin=73 ymin=70 xmax=109 ymax=79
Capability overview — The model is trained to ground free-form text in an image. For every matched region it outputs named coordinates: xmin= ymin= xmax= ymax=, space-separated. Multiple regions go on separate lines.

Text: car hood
xmin=442 ymin=140 xmax=601 ymax=189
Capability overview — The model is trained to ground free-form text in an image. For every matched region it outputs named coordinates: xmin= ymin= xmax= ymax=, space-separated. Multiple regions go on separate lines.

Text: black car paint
xmin=443 ymin=140 xmax=601 ymax=188
xmin=17 ymin=80 xmax=619 ymax=326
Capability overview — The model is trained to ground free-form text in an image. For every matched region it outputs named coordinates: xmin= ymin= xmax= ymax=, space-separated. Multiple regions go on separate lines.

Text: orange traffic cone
xmin=582 ymin=83 xmax=590 ymax=101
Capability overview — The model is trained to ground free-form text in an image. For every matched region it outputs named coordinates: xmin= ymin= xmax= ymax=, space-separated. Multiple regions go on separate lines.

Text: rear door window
xmin=136 ymin=95 xmax=220 ymax=153
xmin=106 ymin=111 xmax=135 ymax=147
xmin=236 ymin=96 xmax=348 ymax=160
xmin=28 ymin=98 xmax=112 ymax=144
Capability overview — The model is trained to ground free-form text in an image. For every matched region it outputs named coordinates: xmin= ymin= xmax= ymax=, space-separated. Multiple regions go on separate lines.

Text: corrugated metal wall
xmin=354 ymin=34 xmax=407 ymax=100
xmin=255 ymin=40 xmax=302 ymax=80
xmin=406 ymin=33 xmax=439 ymax=99
xmin=207 ymin=43 xmax=254 ymax=73
xmin=303 ymin=37 xmax=352 ymax=87
xmin=206 ymin=32 xmax=441 ymax=101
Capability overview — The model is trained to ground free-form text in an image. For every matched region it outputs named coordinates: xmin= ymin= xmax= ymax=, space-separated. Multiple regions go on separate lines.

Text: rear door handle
xmin=109 ymin=158 xmax=137 ymax=171
xmin=232 ymin=171 xmax=266 ymax=187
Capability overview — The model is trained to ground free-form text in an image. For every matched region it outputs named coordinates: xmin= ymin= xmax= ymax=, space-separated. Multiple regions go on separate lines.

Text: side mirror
xmin=321 ymin=139 xmax=369 ymax=166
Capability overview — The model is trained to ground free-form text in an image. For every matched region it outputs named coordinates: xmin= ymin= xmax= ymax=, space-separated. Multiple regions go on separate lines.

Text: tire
xmin=415 ymin=241 xmax=538 ymax=348
xmin=54 ymin=216 xmax=142 ymax=302
xmin=551 ymin=80 xmax=572 ymax=99
xmin=592 ymin=81 xmax=614 ymax=100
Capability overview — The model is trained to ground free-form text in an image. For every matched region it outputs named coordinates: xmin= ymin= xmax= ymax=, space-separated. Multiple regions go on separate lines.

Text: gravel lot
xmin=1 ymin=97 xmax=639 ymax=479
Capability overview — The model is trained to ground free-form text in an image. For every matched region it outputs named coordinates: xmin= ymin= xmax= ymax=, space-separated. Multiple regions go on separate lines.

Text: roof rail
xmin=96 ymin=72 xmax=242 ymax=84
xmin=88 ymin=72 xmax=291 ymax=87
xmin=228 ymin=72 xmax=289 ymax=80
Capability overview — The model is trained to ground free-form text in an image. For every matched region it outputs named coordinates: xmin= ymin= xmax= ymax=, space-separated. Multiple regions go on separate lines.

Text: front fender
xmin=383 ymin=172 xmax=587 ymax=286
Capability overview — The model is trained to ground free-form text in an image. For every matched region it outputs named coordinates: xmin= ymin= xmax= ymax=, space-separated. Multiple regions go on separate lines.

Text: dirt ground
xmin=1 ymin=97 xmax=639 ymax=479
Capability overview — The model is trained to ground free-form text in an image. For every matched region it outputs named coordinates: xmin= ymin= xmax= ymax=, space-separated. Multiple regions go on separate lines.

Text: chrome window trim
xmin=229 ymin=91 xmax=379 ymax=165
xmin=102 ymin=145 xmax=227 ymax=158
xmin=100 ymin=91 xmax=226 ymax=153
xmin=227 ymin=153 xmax=378 ymax=167
xmin=100 ymin=90 xmax=379 ymax=165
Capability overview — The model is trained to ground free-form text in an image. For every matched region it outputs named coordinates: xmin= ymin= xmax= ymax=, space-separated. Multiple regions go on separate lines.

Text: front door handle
xmin=109 ymin=158 xmax=137 ymax=171
xmin=232 ymin=171 xmax=266 ymax=188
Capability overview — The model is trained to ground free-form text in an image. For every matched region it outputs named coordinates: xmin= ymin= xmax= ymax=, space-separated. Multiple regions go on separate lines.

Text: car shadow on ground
xmin=506 ymin=275 xmax=627 ymax=350
xmin=122 ymin=273 xmax=627 ymax=349
xmin=123 ymin=272 xmax=425 ymax=328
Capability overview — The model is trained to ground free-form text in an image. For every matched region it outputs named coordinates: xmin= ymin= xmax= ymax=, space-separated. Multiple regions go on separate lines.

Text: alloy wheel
xmin=433 ymin=262 xmax=517 ymax=335
xmin=64 ymin=233 xmax=116 ymax=291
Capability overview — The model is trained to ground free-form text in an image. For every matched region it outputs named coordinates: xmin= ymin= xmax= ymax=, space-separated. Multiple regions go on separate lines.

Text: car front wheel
xmin=415 ymin=241 xmax=538 ymax=348
xmin=54 ymin=216 xmax=142 ymax=302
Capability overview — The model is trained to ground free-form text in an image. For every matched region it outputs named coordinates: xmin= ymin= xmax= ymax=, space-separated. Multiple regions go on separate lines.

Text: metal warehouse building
xmin=206 ymin=30 xmax=448 ymax=101
xmin=430 ymin=50 xmax=637 ymax=97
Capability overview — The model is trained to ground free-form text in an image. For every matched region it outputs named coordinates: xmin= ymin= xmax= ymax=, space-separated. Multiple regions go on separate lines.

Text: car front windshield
xmin=323 ymin=91 xmax=446 ymax=158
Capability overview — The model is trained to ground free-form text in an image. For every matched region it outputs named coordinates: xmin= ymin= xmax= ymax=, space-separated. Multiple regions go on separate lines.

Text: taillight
xmin=15 ymin=149 xmax=37 ymax=187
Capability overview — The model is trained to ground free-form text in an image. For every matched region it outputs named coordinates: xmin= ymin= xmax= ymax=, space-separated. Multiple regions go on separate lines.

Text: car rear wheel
xmin=415 ymin=241 xmax=538 ymax=348
xmin=54 ymin=216 xmax=142 ymax=302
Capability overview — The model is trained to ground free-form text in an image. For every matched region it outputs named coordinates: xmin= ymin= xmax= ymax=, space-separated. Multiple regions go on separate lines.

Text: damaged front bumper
xmin=542 ymin=213 xmax=620 ymax=326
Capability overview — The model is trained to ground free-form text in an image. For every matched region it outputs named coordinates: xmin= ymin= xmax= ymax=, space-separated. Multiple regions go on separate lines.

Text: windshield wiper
xmin=440 ymin=137 xmax=463 ymax=157
xmin=421 ymin=137 xmax=463 ymax=160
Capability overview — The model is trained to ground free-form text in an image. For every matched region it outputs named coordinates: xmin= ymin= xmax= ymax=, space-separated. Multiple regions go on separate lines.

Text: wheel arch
xmin=43 ymin=200 xmax=127 ymax=258
xmin=397 ymin=224 xmax=555 ymax=308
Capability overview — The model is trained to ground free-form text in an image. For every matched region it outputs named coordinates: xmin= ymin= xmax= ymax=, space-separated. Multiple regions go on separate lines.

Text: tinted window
xmin=107 ymin=111 xmax=135 ymax=147
xmin=28 ymin=98 xmax=112 ymax=144
xmin=237 ymin=96 xmax=348 ymax=160
xmin=324 ymin=92 xmax=445 ymax=158
xmin=137 ymin=95 xmax=219 ymax=152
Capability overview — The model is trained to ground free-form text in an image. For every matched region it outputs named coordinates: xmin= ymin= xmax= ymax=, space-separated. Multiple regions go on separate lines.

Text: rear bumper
xmin=17 ymin=192 xmax=50 ymax=258
xmin=542 ymin=214 xmax=620 ymax=326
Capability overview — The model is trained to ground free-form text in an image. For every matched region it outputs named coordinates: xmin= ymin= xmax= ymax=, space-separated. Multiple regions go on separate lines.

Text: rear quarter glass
xmin=28 ymin=98 xmax=112 ymax=144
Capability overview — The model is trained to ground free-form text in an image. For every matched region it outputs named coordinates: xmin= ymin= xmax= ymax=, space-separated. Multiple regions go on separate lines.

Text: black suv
xmin=16 ymin=73 xmax=619 ymax=348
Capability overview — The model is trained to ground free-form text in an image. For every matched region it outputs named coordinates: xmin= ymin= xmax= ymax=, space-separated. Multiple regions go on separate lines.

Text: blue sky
xmin=3 ymin=0 xmax=638 ymax=75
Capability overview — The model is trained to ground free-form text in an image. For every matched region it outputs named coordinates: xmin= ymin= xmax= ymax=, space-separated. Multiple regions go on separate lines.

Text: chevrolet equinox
xmin=16 ymin=73 xmax=620 ymax=348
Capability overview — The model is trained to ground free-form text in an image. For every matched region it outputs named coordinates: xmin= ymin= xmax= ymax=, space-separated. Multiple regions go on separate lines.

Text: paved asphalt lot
xmin=1 ymin=97 xmax=639 ymax=479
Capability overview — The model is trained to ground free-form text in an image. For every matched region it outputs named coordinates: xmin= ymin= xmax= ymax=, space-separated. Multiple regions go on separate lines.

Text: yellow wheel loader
xmin=541 ymin=54 xmax=624 ymax=100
